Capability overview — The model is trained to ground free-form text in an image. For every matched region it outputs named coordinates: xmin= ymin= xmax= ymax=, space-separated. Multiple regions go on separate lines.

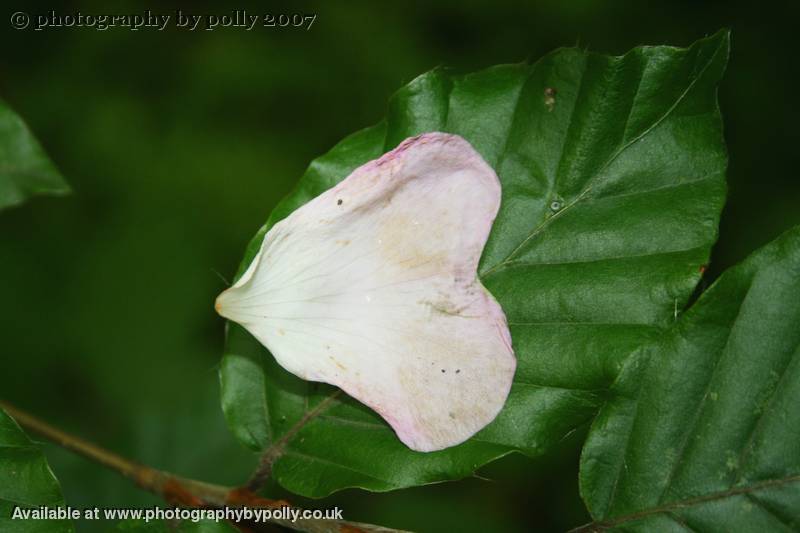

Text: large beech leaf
xmin=0 ymin=99 xmax=69 ymax=211
xmin=220 ymin=31 xmax=730 ymax=497
xmin=0 ymin=409 xmax=73 ymax=532
xmin=579 ymin=226 xmax=800 ymax=531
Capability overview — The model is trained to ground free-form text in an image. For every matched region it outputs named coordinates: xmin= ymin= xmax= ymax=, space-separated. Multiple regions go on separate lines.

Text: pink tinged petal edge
xmin=217 ymin=132 xmax=517 ymax=452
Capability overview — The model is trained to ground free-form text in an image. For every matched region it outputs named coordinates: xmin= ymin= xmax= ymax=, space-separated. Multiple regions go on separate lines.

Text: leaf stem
xmin=247 ymin=390 xmax=342 ymax=492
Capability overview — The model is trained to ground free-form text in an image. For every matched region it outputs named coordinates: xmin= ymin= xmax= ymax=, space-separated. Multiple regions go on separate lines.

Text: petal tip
xmin=214 ymin=289 xmax=235 ymax=321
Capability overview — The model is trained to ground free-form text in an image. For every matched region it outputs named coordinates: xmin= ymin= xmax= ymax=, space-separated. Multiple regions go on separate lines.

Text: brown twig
xmin=0 ymin=400 xmax=402 ymax=533
xmin=247 ymin=390 xmax=342 ymax=492
xmin=0 ymin=400 xmax=221 ymax=505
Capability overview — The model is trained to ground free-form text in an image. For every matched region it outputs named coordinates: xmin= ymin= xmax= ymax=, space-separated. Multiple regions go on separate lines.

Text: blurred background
xmin=1 ymin=0 xmax=798 ymax=531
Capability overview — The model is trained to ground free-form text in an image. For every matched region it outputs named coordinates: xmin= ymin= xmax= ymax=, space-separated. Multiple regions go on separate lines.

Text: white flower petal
xmin=216 ymin=132 xmax=516 ymax=452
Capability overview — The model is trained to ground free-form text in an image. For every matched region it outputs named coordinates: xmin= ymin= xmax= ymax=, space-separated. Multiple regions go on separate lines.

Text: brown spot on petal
xmin=329 ymin=356 xmax=347 ymax=371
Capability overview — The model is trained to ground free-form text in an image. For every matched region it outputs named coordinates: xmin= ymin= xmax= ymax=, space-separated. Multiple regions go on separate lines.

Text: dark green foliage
xmin=0 ymin=409 xmax=73 ymax=533
xmin=0 ymin=99 xmax=68 ymax=211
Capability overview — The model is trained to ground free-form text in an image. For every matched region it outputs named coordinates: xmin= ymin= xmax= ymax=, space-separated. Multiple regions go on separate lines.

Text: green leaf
xmin=0 ymin=98 xmax=69 ymax=211
xmin=116 ymin=519 xmax=237 ymax=532
xmin=579 ymin=226 xmax=800 ymax=531
xmin=0 ymin=408 xmax=74 ymax=532
xmin=220 ymin=30 xmax=730 ymax=497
